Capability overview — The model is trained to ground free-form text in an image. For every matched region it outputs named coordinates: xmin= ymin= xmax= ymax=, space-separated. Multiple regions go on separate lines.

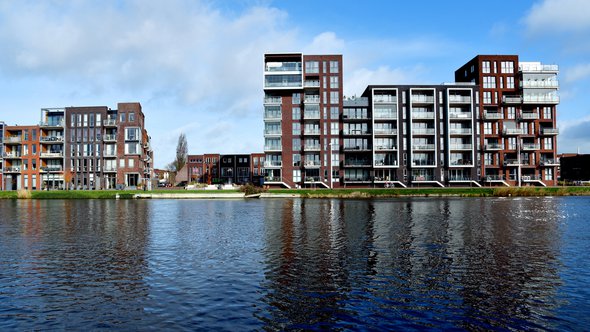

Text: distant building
xmin=560 ymin=154 xmax=590 ymax=182
xmin=1 ymin=103 xmax=153 ymax=190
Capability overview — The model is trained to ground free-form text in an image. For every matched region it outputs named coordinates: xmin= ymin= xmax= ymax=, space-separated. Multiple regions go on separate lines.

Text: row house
xmin=182 ymin=153 xmax=265 ymax=185
xmin=1 ymin=102 xmax=153 ymax=190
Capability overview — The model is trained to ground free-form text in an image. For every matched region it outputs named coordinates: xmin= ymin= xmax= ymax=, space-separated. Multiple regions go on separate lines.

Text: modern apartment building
xmin=2 ymin=125 xmax=41 ymax=190
xmin=263 ymin=52 xmax=557 ymax=188
xmin=1 ymin=102 xmax=153 ymax=190
xmin=0 ymin=121 xmax=4 ymax=189
xmin=263 ymin=53 xmax=343 ymax=188
xmin=455 ymin=55 xmax=559 ymax=186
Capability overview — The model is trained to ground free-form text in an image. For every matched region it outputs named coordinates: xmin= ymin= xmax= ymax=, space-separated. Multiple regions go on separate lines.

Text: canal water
xmin=0 ymin=197 xmax=588 ymax=330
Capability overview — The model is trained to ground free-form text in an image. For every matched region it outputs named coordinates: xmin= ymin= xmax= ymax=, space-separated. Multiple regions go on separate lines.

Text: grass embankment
xmin=0 ymin=189 xmax=241 ymax=199
xmin=269 ymin=186 xmax=590 ymax=198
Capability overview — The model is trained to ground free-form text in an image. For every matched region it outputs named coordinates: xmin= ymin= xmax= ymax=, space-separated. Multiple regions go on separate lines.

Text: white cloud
xmin=564 ymin=63 xmax=590 ymax=83
xmin=524 ymin=0 xmax=590 ymax=35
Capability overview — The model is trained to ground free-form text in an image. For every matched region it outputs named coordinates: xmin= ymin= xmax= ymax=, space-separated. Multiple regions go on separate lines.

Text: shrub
xmin=17 ymin=190 xmax=32 ymax=199
xmin=239 ymin=183 xmax=267 ymax=196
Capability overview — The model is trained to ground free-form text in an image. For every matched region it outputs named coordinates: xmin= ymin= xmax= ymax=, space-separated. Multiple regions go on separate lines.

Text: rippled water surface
xmin=0 ymin=197 xmax=589 ymax=330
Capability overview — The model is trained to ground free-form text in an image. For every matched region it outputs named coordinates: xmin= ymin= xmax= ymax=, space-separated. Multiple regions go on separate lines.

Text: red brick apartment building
xmin=263 ymin=53 xmax=559 ymax=188
xmin=455 ymin=55 xmax=559 ymax=186
xmin=1 ymin=103 xmax=153 ymax=190
xmin=178 ymin=153 xmax=264 ymax=185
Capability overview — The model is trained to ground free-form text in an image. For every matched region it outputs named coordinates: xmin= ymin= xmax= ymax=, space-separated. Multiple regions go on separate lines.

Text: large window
xmin=482 ymin=61 xmax=491 ymax=73
xmin=483 ymin=76 xmax=496 ymax=89
xmin=329 ymin=61 xmax=339 ymax=73
xmin=125 ymin=142 xmax=140 ymax=155
xmin=483 ymin=92 xmax=492 ymax=104
xmin=506 ymin=76 xmax=514 ymax=89
xmin=330 ymin=76 xmax=339 ymax=89
xmin=330 ymin=91 xmax=339 ymax=104
xmin=501 ymin=61 xmax=514 ymax=73
xmin=543 ymin=107 xmax=552 ymax=119
xmin=125 ymin=127 xmax=140 ymax=141
xmin=305 ymin=61 xmax=319 ymax=74
xmin=483 ymin=122 xmax=492 ymax=135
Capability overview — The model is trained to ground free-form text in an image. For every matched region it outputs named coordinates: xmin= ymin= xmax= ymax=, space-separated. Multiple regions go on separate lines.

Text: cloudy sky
xmin=0 ymin=0 xmax=589 ymax=167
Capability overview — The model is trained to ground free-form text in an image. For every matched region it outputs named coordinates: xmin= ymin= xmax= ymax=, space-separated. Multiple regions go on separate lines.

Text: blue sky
xmin=1 ymin=0 xmax=589 ymax=168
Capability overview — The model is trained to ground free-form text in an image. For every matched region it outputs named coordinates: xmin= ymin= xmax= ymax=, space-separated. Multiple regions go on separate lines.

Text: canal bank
xmin=2 ymin=186 xmax=590 ymax=199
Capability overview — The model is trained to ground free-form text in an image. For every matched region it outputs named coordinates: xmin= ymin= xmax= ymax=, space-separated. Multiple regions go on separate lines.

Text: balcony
xmin=449 ymin=128 xmax=472 ymax=135
xmin=264 ymin=112 xmax=282 ymax=121
xmin=104 ymin=119 xmax=117 ymax=127
xmin=448 ymin=176 xmax=474 ymax=182
xmin=412 ymin=160 xmax=436 ymax=166
xmin=523 ymin=95 xmax=559 ymax=104
xmin=374 ymin=128 xmax=397 ymax=135
xmin=264 ymin=160 xmax=282 ymax=168
xmin=264 ymin=97 xmax=282 ymax=105
xmin=520 ymin=112 xmax=540 ymax=120
xmin=3 ymin=166 xmax=21 ymax=173
xmin=412 ymin=112 xmax=435 ymax=119
xmin=484 ymin=143 xmax=504 ymax=150
xmin=373 ymin=95 xmax=397 ymax=104
xmin=343 ymin=129 xmax=371 ymax=136
xmin=265 ymin=62 xmax=302 ymax=73
xmin=103 ymin=134 xmax=117 ymax=142
xmin=520 ymin=80 xmax=559 ymax=89
xmin=449 ymin=159 xmax=473 ymax=166
xmin=343 ymin=146 xmax=371 ymax=151
xmin=40 ymin=152 xmax=64 ymax=158
xmin=4 ymin=137 xmax=22 ymax=144
xmin=541 ymin=128 xmax=559 ymax=135
xmin=344 ymin=161 xmax=372 ymax=167
xmin=304 ymin=96 xmax=321 ymax=104
xmin=103 ymin=150 xmax=117 ymax=157
xmin=412 ymin=128 xmax=435 ymax=135
xmin=344 ymin=177 xmax=372 ymax=183
xmin=40 ymin=120 xmax=64 ymax=128
xmin=264 ymin=129 xmax=282 ymax=137
xmin=412 ymin=175 xmax=436 ymax=181
xmin=450 ymin=144 xmax=472 ymax=150
xmin=483 ymin=112 xmax=504 ymax=120
xmin=503 ymin=128 xmax=524 ymax=135
xmin=522 ymin=175 xmax=542 ymax=181
xmin=485 ymin=175 xmax=505 ymax=181
xmin=375 ymin=145 xmax=397 ymax=151
xmin=304 ymin=80 xmax=320 ymax=88
xmin=411 ymin=96 xmax=435 ymax=104
xmin=303 ymin=129 xmax=321 ymax=135
xmin=303 ymin=145 xmax=321 ymax=151
xmin=412 ymin=144 xmax=436 ymax=150
xmin=448 ymin=111 xmax=472 ymax=119
xmin=3 ymin=152 xmax=21 ymax=159
xmin=304 ymin=176 xmax=322 ymax=182
xmin=502 ymin=96 xmax=522 ymax=104
xmin=504 ymin=159 xmax=520 ymax=166
xmin=103 ymin=167 xmax=117 ymax=173
xmin=41 ymin=166 xmax=63 ymax=172
xmin=522 ymin=143 xmax=540 ymax=151
xmin=540 ymin=159 xmax=559 ymax=166
xmin=519 ymin=63 xmax=558 ymax=73
xmin=304 ymin=160 xmax=321 ymax=168
xmin=303 ymin=111 xmax=320 ymax=119
xmin=448 ymin=96 xmax=471 ymax=104
xmin=373 ymin=112 xmax=397 ymax=120
xmin=40 ymin=136 xmax=64 ymax=143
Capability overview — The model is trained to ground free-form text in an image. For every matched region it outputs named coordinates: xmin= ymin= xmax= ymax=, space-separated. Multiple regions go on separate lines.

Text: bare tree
xmin=174 ymin=133 xmax=188 ymax=173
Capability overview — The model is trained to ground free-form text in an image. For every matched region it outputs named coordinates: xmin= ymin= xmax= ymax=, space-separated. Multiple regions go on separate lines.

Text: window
xmin=32 ymin=145 xmax=36 ymax=155
xmin=506 ymin=76 xmax=514 ymax=89
xmin=330 ymin=91 xmax=339 ymax=104
xmin=119 ymin=159 xmax=125 ymax=167
xmin=129 ymin=158 xmax=135 ymax=168
xmin=329 ymin=61 xmax=339 ymax=73
xmin=292 ymin=138 xmax=301 ymax=151
xmin=293 ymin=170 xmax=301 ymax=182
xmin=484 ymin=153 xmax=493 ymax=165
xmin=482 ymin=61 xmax=491 ymax=73
xmin=305 ymin=61 xmax=319 ymax=74
xmin=483 ymin=76 xmax=496 ymax=89
xmin=32 ymin=129 xmax=37 ymax=141
xmin=330 ymin=76 xmax=339 ymax=89
xmin=543 ymin=107 xmax=552 ymax=119
xmin=506 ymin=107 xmax=516 ymax=119
xmin=129 ymin=112 xmax=135 ymax=122
xmin=292 ymin=107 xmax=300 ymax=120
xmin=125 ymin=143 xmax=140 ymax=154
xmin=83 ymin=114 xmax=88 ymax=127
xmin=483 ymin=92 xmax=492 ymax=104
xmin=330 ymin=107 xmax=339 ymax=119
xmin=120 ymin=113 xmax=126 ymax=122
xmin=293 ymin=154 xmax=301 ymax=167
xmin=501 ymin=61 xmax=514 ymax=73
xmin=292 ymin=93 xmax=300 ymax=104
xmin=292 ymin=123 xmax=301 ymax=135
xmin=544 ymin=137 xmax=553 ymax=150
xmin=484 ymin=122 xmax=492 ymax=134
xmin=331 ymin=122 xmax=339 ymax=135
xmin=544 ymin=168 xmax=553 ymax=181
xmin=125 ymin=127 xmax=140 ymax=141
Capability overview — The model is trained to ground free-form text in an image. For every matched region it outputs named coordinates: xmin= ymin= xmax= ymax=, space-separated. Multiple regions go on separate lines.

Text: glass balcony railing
xmin=374 ymin=128 xmax=397 ymax=135
xmin=449 ymin=128 xmax=472 ymax=135
xmin=265 ymin=62 xmax=302 ymax=72
xmin=448 ymin=96 xmax=471 ymax=103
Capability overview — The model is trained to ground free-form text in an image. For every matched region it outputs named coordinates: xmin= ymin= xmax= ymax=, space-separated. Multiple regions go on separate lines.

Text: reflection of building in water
xmin=260 ymin=197 xmax=563 ymax=329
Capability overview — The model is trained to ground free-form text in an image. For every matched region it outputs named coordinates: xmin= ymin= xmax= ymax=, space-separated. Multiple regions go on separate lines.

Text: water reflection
xmin=1 ymin=200 xmax=151 ymax=329
xmin=260 ymin=198 xmax=564 ymax=330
